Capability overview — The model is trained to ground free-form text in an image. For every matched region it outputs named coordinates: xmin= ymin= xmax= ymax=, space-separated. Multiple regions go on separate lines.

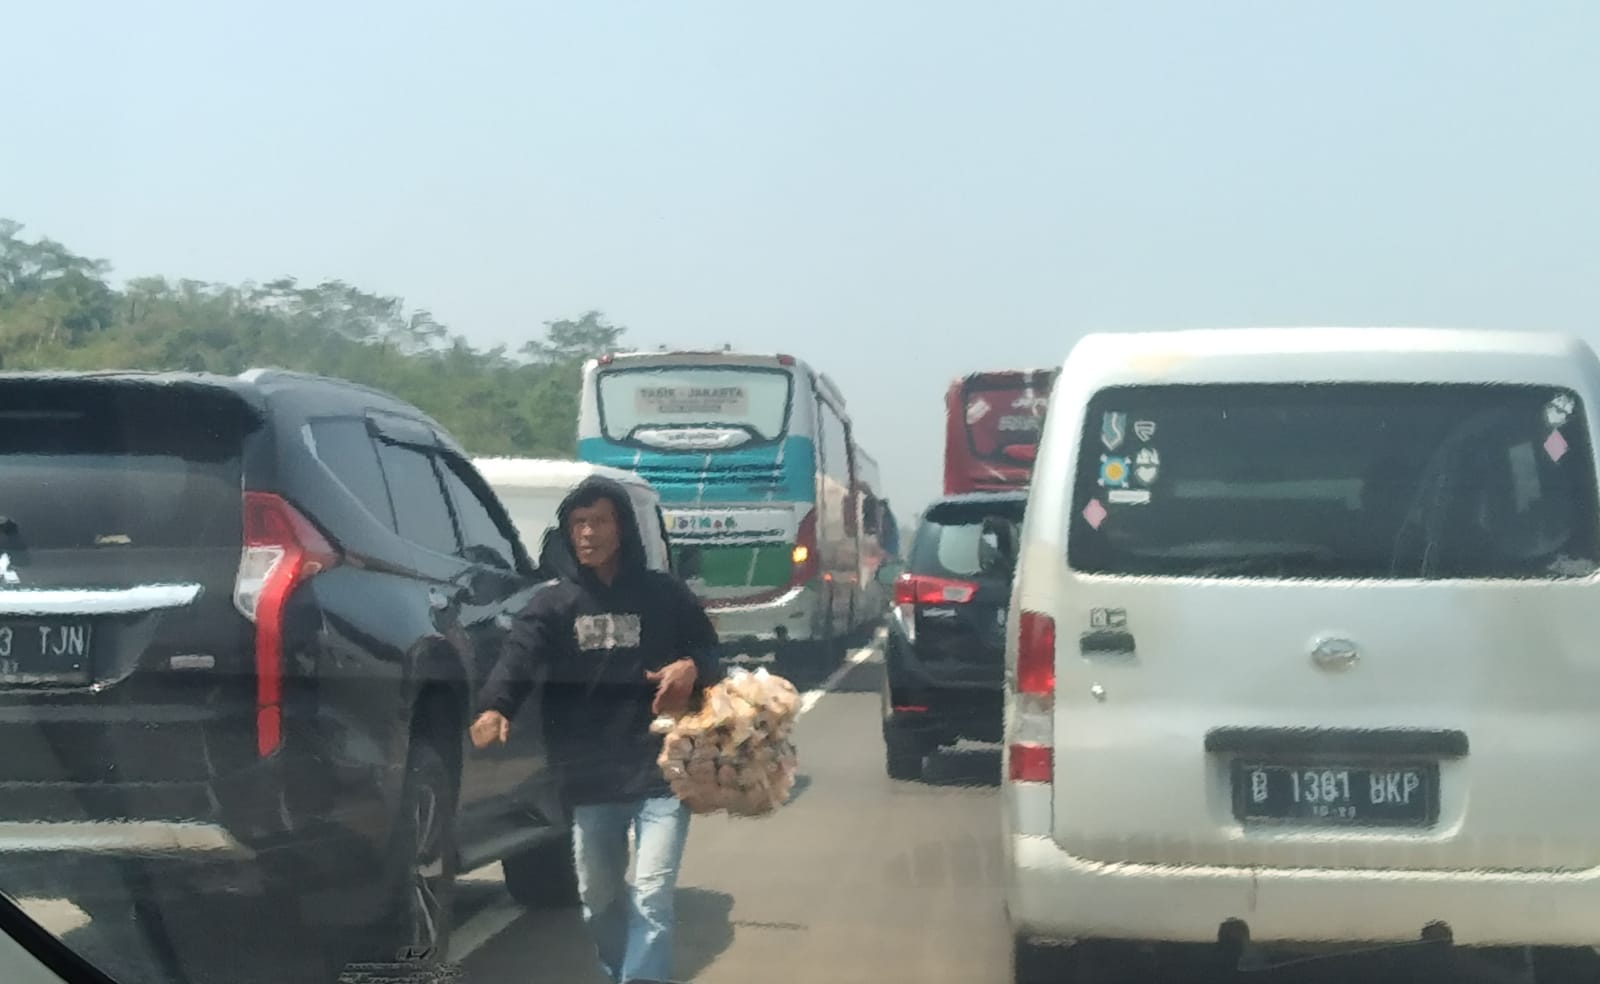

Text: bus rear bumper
xmin=707 ymin=586 xmax=818 ymax=648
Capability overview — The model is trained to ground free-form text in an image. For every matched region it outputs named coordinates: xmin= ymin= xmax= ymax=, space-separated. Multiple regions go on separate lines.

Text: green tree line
xmin=0 ymin=219 xmax=622 ymax=457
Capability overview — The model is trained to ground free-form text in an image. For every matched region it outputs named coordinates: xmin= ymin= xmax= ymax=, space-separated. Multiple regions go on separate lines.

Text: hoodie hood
xmin=540 ymin=476 xmax=649 ymax=586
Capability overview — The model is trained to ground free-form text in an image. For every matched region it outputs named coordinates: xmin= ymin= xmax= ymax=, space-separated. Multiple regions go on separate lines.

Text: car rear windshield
xmin=912 ymin=499 xmax=1027 ymax=580
xmin=1070 ymin=383 xmax=1600 ymax=579
xmin=0 ymin=383 xmax=252 ymax=551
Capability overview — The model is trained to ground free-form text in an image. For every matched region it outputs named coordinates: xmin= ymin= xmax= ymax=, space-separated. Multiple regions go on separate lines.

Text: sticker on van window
xmin=1134 ymin=447 xmax=1160 ymax=485
xmin=1082 ymin=499 xmax=1108 ymax=529
xmin=1101 ymin=412 xmax=1128 ymax=450
xmin=1109 ymin=489 xmax=1149 ymax=505
xmin=1133 ymin=419 xmax=1156 ymax=442
xmin=967 ymin=398 xmax=992 ymax=425
xmin=1545 ymin=394 xmax=1575 ymax=428
xmin=1099 ymin=455 xmax=1131 ymax=488
xmin=1545 ymin=429 xmax=1569 ymax=463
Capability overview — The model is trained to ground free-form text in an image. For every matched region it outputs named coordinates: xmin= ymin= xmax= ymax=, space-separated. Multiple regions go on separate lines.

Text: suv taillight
xmin=892 ymin=574 xmax=979 ymax=606
xmin=891 ymin=573 xmax=979 ymax=644
xmin=1009 ymin=611 xmax=1055 ymax=784
xmin=234 ymin=492 xmax=340 ymax=758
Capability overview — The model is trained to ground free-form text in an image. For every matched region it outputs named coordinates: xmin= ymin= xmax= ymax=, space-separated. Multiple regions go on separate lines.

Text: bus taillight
xmin=790 ymin=509 xmax=819 ymax=586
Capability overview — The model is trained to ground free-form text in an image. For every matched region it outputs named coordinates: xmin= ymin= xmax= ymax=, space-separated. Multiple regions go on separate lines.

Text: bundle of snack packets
xmin=651 ymin=668 xmax=801 ymax=817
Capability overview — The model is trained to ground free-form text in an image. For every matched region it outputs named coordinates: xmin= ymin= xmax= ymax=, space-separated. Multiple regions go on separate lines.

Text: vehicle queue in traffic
xmin=6 ymin=330 xmax=1599 ymax=984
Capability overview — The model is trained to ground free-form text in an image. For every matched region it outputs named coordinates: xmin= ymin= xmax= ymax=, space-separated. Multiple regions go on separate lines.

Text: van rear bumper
xmin=1007 ymin=834 xmax=1600 ymax=948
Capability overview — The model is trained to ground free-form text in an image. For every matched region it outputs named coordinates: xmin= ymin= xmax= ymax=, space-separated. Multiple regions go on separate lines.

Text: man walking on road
xmin=471 ymin=476 xmax=722 ymax=984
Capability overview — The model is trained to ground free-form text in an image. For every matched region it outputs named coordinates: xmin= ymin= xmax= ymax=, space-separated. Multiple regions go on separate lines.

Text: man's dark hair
xmin=565 ymin=483 xmax=621 ymax=515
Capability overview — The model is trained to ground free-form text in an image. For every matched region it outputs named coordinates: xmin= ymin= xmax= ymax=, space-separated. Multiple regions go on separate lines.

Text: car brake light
xmin=891 ymin=574 xmax=978 ymax=645
xmin=892 ymin=574 xmax=978 ymax=606
xmin=234 ymin=492 xmax=340 ymax=757
xmin=1009 ymin=610 xmax=1055 ymax=785
xmin=777 ymin=354 xmax=795 ymax=366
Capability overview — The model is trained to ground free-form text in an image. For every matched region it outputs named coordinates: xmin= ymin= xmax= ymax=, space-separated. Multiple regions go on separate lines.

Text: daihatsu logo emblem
xmin=0 ymin=554 xmax=17 ymax=585
xmin=1311 ymin=637 xmax=1360 ymax=672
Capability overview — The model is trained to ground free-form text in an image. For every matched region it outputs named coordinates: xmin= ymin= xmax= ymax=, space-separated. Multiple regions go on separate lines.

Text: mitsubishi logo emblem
xmin=0 ymin=553 xmax=18 ymax=585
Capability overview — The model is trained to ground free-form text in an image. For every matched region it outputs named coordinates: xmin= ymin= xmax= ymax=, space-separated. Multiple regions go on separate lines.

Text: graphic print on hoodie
xmin=476 ymin=476 xmax=724 ymax=806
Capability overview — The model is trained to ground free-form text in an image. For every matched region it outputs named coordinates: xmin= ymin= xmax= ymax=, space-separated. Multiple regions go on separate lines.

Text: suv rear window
xmin=912 ymin=499 xmax=1027 ymax=580
xmin=0 ymin=385 xmax=250 ymax=550
xmin=1070 ymin=383 xmax=1600 ymax=580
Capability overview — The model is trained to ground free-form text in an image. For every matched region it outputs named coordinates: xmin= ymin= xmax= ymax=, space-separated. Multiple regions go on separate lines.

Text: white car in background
xmin=1004 ymin=328 xmax=1600 ymax=983
xmin=471 ymin=457 xmax=672 ymax=574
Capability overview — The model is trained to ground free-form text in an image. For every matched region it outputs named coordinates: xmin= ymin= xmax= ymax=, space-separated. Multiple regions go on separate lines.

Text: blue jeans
xmin=571 ymin=796 xmax=691 ymax=984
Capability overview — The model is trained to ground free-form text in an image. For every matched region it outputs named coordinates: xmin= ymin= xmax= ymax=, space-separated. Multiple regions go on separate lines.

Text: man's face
xmin=568 ymin=498 xmax=621 ymax=571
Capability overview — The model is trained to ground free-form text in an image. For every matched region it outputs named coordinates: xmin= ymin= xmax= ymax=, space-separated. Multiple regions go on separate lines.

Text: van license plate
xmin=1232 ymin=763 xmax=1438 ymax=826
xmin=0 ymin=621 xmax=93 ymax=685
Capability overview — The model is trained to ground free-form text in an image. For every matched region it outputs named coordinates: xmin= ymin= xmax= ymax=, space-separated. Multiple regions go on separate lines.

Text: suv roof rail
xmin=238 ymin=366 xmax=404 ymax=403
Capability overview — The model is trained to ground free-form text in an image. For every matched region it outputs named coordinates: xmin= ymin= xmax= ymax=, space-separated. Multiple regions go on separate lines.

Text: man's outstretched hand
xmin=470 ymin=710 xmax=510 ymax=749
xmin=646 ymin=658 xmax=699 ymax=716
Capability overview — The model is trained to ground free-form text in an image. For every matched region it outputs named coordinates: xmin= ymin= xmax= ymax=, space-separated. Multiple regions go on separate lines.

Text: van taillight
xmin=234 ymin=492 xmax=340 ymax=758
xmin=790 ymin=509 xmax=820 ymax=586
xmin=1009 ymin=610 xmax=1055 ymax=784
xmin=1016 ymin=611 xmax=1055 ymax=695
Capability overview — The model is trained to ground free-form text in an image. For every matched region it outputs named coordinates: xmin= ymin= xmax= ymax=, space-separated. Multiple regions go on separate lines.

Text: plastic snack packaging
xmin=650 ymin=668 xmax=801 ymax=817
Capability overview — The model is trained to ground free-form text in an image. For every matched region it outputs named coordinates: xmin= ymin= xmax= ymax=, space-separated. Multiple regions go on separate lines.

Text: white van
xmin=1003 ymin=328 xmax=1600 ymax=980
xmin=471 ymin=457 xmax=672 ymax=573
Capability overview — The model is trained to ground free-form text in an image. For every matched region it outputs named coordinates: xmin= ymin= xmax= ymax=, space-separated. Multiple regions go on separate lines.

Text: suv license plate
xmin=0 ymin=621 xmax=93 ymax=685
xmin=1232 ymin=762 xmax=1438 ymax=827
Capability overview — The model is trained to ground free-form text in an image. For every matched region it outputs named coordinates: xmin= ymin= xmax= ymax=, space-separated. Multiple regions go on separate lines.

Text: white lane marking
xmin=448 ymin=885 xmax=522 ymax=963
xmin=798 ymin=646 xmax=875 ymax=716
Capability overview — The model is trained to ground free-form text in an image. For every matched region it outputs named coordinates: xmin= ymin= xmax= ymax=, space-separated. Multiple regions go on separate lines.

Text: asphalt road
xmin=447 ymin=642 xmax=1011 ymax=984
xmin=14 ymin=640 xmax=1592 ymax=983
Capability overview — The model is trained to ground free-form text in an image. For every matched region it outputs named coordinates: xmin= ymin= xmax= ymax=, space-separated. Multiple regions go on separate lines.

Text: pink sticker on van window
xmin=1082 ymin=499 xmax=1108 ymax=529
xmin=1546 ymin=429 xmax=1569 ymax=463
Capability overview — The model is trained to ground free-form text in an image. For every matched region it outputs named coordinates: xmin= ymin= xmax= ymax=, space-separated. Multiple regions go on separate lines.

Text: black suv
xmin=880 ymin=492 xmax=1025 ymax=781
xmin=0 ymin=369 xmax=575 ymax=979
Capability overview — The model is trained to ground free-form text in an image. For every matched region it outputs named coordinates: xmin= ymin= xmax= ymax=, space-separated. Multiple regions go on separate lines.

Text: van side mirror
xmin=978 ymin=516 xmax=1018 ymax=575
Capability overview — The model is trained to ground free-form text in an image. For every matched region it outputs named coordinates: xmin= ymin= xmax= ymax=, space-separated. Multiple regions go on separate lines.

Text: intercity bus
xmin=577 ymin=350 xmax=890 ymax=670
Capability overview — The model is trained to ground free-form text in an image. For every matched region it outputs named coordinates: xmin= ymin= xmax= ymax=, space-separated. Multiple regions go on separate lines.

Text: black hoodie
xmin=476 ymin=476 xmax=724 ymax=806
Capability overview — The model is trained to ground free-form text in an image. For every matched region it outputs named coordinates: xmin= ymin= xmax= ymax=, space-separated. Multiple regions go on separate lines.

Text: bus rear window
xmin=596 ymin=366 xmax=794 ymax=449
xmin=964 ymin=376 xmax=1052 ymax=463
xmin=1069 ymin=383 xmax=1600 ymax=580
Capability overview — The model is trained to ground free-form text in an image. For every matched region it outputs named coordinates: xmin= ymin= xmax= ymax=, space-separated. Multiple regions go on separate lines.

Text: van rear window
xmin=1069 ymin=383 xmax=1600 ymax=579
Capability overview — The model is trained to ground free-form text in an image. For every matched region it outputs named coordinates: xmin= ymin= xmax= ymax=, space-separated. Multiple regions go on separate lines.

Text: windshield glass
xmin=963 ymin=375 xmax=1053 ymax=462
xmin=597 ymin=366 xmax=794 ymax=447
xmin=11 ymin=4 xmax=1600 ymax=984
xmin=1071 ymin=383 xmax=1600 ymax=579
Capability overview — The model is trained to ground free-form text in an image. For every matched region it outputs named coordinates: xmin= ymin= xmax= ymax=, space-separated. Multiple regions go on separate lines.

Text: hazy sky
xmin=7 ymin=1 xmax=1599 ymax=512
